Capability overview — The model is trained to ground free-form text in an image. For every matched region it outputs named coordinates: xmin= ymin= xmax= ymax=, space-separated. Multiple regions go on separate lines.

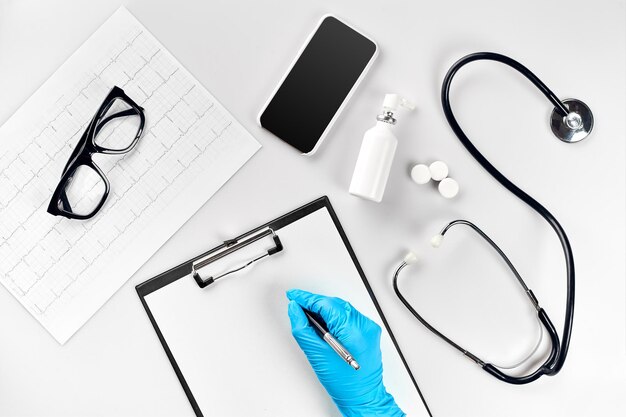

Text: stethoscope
xmin=393 ymin=52 xmax=593 ymax=384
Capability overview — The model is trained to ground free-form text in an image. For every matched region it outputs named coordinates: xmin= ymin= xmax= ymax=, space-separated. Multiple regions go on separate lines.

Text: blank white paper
xmin=0 ymin=7 xmax=261 ymax=344
xmin=144 ymin=207 xmax=429 ymax=417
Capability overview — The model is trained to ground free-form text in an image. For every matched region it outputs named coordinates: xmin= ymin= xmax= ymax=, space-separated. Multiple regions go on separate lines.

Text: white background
xmin=1 ymin=1 xmax=624 ymax=416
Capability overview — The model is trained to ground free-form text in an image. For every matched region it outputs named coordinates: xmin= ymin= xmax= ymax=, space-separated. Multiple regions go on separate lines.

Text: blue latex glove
xmin=287 ymin=289 xmax=405 ymax=417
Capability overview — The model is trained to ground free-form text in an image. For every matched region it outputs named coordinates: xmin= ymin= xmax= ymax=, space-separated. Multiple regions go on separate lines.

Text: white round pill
xmin=438 ymin=177 xmax=459 ymax=199
xmin=410 ymin=164 xmax=431 ymax=185
xmin=429 ymin=161 xmax=449 ymax=181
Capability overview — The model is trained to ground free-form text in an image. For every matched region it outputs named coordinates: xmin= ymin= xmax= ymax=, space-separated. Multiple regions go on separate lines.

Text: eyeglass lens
xmin=59 ymin=164 xmax=107 ymax=216
xmin=93 ymin=97 xmax=143 ymax=152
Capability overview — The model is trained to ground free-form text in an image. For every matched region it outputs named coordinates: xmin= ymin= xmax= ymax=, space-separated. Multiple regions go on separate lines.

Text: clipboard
xmin=136 ymin=196 xmax=431 ymax=417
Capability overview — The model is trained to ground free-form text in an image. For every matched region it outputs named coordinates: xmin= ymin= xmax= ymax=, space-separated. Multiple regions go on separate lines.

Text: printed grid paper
xmin=0 ymin=7 xmax=261 ymax=344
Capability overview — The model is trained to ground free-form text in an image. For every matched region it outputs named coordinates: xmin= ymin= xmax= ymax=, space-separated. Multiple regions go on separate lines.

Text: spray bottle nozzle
xmin=377 ymin=94 xmax=415 ymax=124
xmin=382 ymin=94 xmax=416 ymax=112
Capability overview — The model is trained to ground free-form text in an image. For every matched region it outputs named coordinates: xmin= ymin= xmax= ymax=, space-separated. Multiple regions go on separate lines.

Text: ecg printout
xmin=0 ymin=7 xmax=261 ymax=344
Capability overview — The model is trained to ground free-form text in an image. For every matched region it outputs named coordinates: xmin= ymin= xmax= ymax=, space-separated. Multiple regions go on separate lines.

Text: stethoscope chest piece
xmin=550 ymin=98 xmax=594 ymax=143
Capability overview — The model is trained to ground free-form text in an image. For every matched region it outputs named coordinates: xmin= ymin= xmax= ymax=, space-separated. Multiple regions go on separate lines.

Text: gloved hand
xmin=286 ymin=289 xmax=405 ymax=417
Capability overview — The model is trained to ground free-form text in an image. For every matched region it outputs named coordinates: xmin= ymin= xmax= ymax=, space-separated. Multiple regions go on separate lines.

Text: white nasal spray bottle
xmin=349 ymin=94 xmax=415 ymax=202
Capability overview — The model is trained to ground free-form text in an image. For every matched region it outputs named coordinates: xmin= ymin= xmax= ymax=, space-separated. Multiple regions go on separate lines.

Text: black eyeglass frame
xmin=47 ymin=86 xmax=145 ymax=220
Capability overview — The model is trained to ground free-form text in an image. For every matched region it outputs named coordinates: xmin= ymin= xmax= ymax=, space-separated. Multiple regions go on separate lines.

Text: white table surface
xmin=1 ymin=1 xmax=625 ymax=416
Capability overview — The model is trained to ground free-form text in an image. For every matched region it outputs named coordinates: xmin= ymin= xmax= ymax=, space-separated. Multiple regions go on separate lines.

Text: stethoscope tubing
xmin=440 ymin=52 xmax=575 ymax=378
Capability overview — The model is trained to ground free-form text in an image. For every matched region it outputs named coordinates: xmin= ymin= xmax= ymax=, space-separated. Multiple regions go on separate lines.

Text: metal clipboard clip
xmin=192 ymin=228 xmax=284 ymax=288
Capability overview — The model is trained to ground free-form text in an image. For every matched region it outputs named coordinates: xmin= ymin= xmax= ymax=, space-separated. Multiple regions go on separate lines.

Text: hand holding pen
xmin=303 ymin=308 xmax=360 ymax=371
xmin=286 ymin=289 xmax=405 ymax=417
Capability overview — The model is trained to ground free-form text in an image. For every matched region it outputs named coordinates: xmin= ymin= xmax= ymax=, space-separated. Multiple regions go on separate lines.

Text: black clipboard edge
xmin=136 ymin=196 xmax=432 ymax=417
xmin=323 ymin=200 xmax=433 ymax=417
xmin=137 ymin=294 xmax=204 ymax=417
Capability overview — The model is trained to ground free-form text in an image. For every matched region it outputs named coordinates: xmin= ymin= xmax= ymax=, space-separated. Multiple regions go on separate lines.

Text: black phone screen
xmin=259 ymin=16 xmax=377 ymax=153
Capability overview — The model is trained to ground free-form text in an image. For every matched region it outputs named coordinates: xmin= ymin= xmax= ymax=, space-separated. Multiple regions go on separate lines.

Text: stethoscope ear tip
xmin=430 ymin=234 xmax=444 ymax=248
xmin=403 ymin=251 xmax=419 ymax=265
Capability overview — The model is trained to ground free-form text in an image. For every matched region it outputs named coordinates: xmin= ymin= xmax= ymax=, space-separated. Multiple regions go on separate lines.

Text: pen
xmin=303 ymin=309 xmax=360 ymax=371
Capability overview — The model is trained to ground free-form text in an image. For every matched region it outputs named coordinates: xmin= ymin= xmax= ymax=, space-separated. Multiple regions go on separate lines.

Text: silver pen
xmin=303 ymin=309 xmax=360 ymax=371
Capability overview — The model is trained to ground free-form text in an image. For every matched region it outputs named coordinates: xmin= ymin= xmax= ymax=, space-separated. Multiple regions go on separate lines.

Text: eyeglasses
xmin=47 ymin=86 xmax=145 ymax=220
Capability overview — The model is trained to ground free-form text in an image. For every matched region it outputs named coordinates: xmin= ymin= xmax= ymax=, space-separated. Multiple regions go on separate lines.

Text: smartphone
xmin=258 ymin=15 xmax=378 ymax=155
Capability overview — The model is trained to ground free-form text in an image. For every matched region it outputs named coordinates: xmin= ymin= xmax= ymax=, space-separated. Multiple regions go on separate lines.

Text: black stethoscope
xmin=393 ymin=52 xmax=592 ymax=384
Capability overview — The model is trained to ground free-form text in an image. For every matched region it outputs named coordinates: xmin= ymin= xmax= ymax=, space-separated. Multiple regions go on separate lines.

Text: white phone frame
xmin=257 ymin=14 xmax=379 ymax=155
